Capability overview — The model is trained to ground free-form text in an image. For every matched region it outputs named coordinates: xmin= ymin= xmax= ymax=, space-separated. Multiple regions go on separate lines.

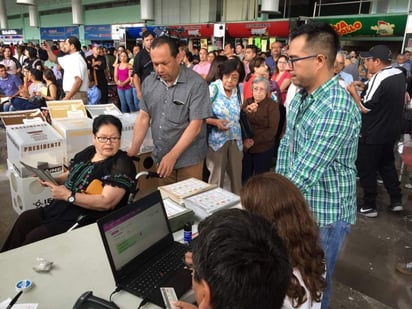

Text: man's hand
xmin=172 ymin=300 xmax=198 ymax=309
xmin=157 ymin=152 xmax=178 ymax=178
xmin=215 ymin=118 xmax=229 ymax=131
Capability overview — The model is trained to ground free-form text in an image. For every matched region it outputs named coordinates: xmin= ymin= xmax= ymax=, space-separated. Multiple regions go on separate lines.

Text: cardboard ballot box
xmin=7 ymin=159 xmax=56 ymax=215
xmin=85 ymin=104 xmax=154 ymax=153
xmin=47 ymin=100 xmax=93 ymax=165
xmin=0 ymin=109 xmax=46 ymax=126
xmin=6 ymin=121 xmax=64 ymax=175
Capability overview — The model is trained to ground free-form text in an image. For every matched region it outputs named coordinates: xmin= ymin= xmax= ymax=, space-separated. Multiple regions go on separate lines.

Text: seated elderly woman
xmin=1 ymin=114 xmax=136 ymax=252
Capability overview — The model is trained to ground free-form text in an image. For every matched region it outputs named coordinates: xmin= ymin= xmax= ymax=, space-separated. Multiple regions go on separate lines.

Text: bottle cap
xmin=16 ymin=279 xmax=33 ymax=292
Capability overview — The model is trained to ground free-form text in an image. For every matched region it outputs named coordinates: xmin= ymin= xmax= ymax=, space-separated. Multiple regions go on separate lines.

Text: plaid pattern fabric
xmin=276 ymin=75 xmax=361 ymax=227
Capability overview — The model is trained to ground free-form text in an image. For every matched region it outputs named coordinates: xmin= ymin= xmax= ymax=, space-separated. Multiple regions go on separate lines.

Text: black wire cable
xmin=109 ymin=287 xmax=121 ymax=302
xmin=137 ymin=298 xmax=148 ymax=309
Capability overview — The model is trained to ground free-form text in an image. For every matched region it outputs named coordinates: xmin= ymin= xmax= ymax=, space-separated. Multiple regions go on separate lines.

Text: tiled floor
xmin=0 ymin=127 xmax=411 ymax=308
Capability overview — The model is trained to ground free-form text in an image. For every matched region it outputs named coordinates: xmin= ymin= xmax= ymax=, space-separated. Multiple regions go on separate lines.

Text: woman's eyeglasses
xmin=96 ymin=136 xmax=121 ymax=143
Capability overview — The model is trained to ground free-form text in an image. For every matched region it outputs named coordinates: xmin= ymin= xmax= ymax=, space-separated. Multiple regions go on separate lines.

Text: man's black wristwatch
xmin=67 ymin=191 xmax=76 ymax=203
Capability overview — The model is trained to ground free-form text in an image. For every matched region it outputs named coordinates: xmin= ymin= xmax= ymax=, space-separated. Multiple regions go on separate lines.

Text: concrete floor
xmin=0 ymin=127 xmax=411 ymax=308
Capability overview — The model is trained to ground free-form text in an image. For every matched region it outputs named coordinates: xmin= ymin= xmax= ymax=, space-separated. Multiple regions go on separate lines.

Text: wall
xmin=154 ymin=0 xmax=218 ymax=24
xmin=7 ymin=4 xmax=140 ymax=42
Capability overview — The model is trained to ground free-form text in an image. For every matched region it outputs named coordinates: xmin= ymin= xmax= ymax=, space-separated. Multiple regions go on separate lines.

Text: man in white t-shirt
xmin=42 ymin=36 xmax=88 ymax=104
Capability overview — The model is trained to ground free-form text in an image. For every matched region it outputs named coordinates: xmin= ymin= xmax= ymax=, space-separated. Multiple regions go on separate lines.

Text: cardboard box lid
xmin=6 ymin=122 xmax=64 ymax=146
xmin=85 ymin=103 xmax=122 ymax=118
xmin=0 ymin=109 xmax=45 ymax=126
xmin=52 ymin=117 xmax=93 ymax=130
xmin=46 ymin=100 xmax=87 ymax=121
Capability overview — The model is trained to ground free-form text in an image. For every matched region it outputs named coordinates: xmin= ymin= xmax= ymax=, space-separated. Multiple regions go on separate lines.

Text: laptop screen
xmin=101 ymin=199 xmax=170 ymax=271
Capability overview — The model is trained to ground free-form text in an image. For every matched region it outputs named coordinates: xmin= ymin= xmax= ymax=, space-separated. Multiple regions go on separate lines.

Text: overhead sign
xmin=40 ymin=26 xmax=80 ymax=40
xmin=167 ymin=24 xmax=214 ymax=37
xmin=84 ymin=25 xmax=112 ymax=40
xmin=226 ymin=21 xmax=289 ymax=38
xmin=315 ymin=14 xmax=407 ymax=37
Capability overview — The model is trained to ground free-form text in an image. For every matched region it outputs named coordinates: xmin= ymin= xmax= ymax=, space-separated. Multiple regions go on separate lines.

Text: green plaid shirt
xmin=276 ymin=75 xmax=361 ymax=227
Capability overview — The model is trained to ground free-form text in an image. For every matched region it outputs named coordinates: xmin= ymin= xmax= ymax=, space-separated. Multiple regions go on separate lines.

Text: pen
xmin=7 ymin=290 xmax=22 ymax=309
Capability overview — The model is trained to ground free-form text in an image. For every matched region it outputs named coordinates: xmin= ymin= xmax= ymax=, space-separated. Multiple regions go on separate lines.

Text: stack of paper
xmin=183 ymin=187 xmax=240 ymax=219
xmin=158 ymin=178 xmax=216 ymax=205
xmin=163 ymin=198 xmax=195 ymax=232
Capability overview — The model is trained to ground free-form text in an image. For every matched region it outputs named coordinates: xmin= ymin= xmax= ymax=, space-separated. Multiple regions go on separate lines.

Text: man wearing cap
xmin=348 ymin=45 xmax=405 ymax=218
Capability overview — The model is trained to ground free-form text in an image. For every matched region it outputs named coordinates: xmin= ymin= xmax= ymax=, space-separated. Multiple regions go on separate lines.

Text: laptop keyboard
xmin=126 ymin=243 xmax=188 ymax=295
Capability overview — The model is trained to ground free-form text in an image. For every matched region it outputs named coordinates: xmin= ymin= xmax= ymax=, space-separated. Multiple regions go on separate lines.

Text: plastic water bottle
xmin=183 ymin=222 xmax=192 ymax=245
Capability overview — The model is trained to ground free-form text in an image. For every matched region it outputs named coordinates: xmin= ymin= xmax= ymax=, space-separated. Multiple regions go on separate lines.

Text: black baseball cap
xmin=360 ymin=45 xmax=392 ymax=62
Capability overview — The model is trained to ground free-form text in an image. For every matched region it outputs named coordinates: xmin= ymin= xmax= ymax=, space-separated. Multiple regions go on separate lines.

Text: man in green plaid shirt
xmin=276 ymin=23 xmax=361 ymax=309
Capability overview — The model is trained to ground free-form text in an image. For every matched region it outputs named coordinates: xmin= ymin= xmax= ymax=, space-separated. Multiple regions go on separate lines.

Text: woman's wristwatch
xmin=67 ymin=191 xmax=76 ymax=204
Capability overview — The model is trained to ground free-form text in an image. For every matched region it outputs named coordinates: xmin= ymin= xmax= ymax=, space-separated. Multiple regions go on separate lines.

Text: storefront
xmin=225 ymin=20 xmax=290 ymax=53
xmin=313 ymin=14 xmax=407 ymax=53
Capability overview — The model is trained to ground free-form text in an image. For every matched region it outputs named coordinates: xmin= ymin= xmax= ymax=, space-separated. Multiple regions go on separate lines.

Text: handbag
xmin=237 ymin=85 xmax=254 ymax=139
xmin=239 ymin=110 xmax=254 ymax=139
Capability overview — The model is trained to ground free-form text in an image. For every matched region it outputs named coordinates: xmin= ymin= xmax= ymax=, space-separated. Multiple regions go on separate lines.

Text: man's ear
xmin=197 ymin=279 xmax=212 ymax=309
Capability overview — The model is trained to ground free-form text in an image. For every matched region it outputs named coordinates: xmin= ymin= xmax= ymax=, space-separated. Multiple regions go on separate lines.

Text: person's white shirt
xmin=282 ymin=268 xmax=322 ymax=309
xmin=284 ymin=82 xmax=299 ymax=113
xmin=58 ymin=51 xmax=89 ymax=92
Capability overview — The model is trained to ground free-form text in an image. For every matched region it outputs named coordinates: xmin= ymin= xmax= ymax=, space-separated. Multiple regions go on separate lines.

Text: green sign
xmin=314 ymin=14 xmax=407 ymax=37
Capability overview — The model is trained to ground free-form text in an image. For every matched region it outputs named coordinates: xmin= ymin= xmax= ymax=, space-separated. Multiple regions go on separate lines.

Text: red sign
xmin=167 ymin=24 xmax=214 ymax=37
xmin=226 ymin=21 xmax=289 ymax=38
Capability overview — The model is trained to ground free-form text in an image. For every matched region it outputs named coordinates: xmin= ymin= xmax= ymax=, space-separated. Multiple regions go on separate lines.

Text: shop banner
xmin=40 ymin=26 xmax=80 ymax=40
xmin=226 ymin=20 xmax=289 ymax=38
xmin=85 ymin=25 xmax=112 ymax=40
xmin=126 ymin=26 xmax=158 ymax=38
xmin=167 ymin=24 xmax=214 ymax=37
xmin=0 ymin=29 xmax=23 ymax=43
xmin=315 ymin=14 xmax=407 ymax=37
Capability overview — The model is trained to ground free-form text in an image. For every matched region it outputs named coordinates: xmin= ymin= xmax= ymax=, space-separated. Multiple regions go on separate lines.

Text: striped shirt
xmin=276 ymin=75 xmax=361 ymax=227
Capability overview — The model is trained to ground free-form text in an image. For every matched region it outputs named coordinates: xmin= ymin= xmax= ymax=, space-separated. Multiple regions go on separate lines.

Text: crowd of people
xmin=2 ymin=20 xmax=412 ymax=309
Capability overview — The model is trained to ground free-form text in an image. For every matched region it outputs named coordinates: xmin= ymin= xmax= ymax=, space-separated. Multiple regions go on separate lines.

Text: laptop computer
xmin=97 ymin=190 xmax=192 ymax=308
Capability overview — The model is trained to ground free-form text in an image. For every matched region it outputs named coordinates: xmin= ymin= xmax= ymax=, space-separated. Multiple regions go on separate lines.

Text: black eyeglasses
xmin=287 ymin=55 xmax=318 ymax=68
xmin=96 ymin=136 xmax=121 ymax=143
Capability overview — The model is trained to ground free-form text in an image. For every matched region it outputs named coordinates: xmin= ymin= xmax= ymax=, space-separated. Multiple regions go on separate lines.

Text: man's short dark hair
xmin=142 ymin=30 xmax=154 ymax=39
xmin=192 ymin=209 xmax=291 ymax=309
xmin=0 ymin=64 xmax=6 ymax=71
xmin=290 ymin=22 xmax=339 ymax=69
xmin=225 ymin=42 xmax=235 ymax=49
xmin=246 ymin=44 xmax=258 ymax=54
xmin=151 ymin=36 xmax=179 ymax=58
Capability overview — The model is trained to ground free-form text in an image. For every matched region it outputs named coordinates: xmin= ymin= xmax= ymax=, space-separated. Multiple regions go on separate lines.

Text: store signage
xmin=315 ymin=14 xmax=407 ymax=37
xmin=40 ymin=26 xmax=80 ymax=40
xmin=167 ymin=24 xmax=214 ymax=37
xmin=85 ymin=25 xmax=112 ymax=40
xmin=226 ymin=20 xmax=289 ymax=38
xmin=1 ymin=29 xmax=22 ymax=35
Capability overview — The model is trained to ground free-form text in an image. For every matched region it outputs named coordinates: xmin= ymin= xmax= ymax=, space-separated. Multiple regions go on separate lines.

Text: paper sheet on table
xmin=0 ymin=298 xmax=38 ymax=309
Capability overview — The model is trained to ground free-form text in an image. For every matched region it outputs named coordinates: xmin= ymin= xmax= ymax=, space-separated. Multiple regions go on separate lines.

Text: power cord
xmin=137 ymin=298 xmax=148 ymax=308
xmin=109 ymin=287 xmax=121 ymax=302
